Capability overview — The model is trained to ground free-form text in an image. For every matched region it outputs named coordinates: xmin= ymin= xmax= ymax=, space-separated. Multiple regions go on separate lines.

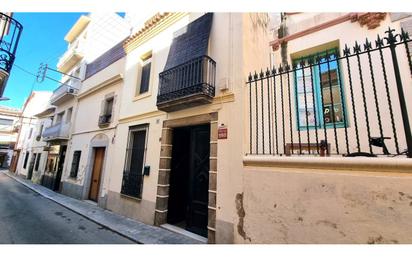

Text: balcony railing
xmin=50 ymin=84 xmax=79 ymax=105
xmin=42 ymin=122 xmax=71 ymax=141
xmin=0 ymin=13 xmax=23 ymax=96
xmin=157 ymin=55 xmax=216 ymax=112
xmin=98 ymin=114 xmax=112 ymax=127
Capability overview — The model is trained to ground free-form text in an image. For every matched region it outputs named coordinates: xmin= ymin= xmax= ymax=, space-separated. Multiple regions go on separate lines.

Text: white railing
xmin=57 ymin=39 xmax=85 ymax=68
xmin=50 ymin=84 xmax=79 ymax=103
xmin=42 ymin=122 xmax=71 ymax=140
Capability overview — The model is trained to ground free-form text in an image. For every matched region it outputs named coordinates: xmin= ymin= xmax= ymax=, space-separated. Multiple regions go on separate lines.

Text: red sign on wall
xmin=218 ymin=126 xmax=228 ymax=139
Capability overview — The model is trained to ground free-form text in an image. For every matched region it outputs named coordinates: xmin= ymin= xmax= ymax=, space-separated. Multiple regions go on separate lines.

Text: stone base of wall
xmin=61 ymin=181 xmax=84 ymax=200
xmin=106 ymin=190 xmax=156 ymax=225
xmin=241 ymin=156 xmax=412 ymax=243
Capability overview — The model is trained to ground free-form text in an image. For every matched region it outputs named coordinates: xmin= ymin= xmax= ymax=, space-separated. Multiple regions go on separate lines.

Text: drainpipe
xmin=278 ymin=13 xmax=288 ymax=66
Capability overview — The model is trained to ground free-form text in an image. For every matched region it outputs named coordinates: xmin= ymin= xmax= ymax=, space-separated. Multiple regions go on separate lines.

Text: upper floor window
xmin=55 ymin=111 xmax=64 ymax=124
xmin=136 ymin=52 xmax=152 ymax=96
xmin=28 ymin=128 xmax=33 ymax=139
xmin=293 ymin=48 xmax=346 ymax=130
xmin=66 ymin=107 xmax=73 ymax=123
xmin=99 ymin=95 xmax=115 ymax=126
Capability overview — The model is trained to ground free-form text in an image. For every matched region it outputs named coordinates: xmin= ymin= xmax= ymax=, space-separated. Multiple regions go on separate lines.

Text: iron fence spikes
xmin=353 ymin=41 xmax=362 ymax=54
xmin=364 ymin=38 xmax=372 ymax=51
xmin=246 ymin=28 xmax=412 ymax=157
xmin=343 ymin=44 xmax=351 ymax=57
xmin=375 ymin=35 xmax=384 ymax=48
xmin=400 ymin=28 xmax=410 ymax=42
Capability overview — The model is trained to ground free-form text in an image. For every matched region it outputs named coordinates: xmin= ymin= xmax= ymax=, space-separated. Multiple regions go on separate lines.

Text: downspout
xmin=278 ymin=13 xmax=289 ymax=66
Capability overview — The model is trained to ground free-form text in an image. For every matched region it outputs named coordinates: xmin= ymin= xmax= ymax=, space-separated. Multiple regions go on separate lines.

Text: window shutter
xmin=139 ymin=62 xmax=151 ymax=94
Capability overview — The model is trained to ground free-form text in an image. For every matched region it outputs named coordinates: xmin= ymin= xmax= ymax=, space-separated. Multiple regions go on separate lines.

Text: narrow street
xmin=0 ymin=173 xmax=134 ymax=244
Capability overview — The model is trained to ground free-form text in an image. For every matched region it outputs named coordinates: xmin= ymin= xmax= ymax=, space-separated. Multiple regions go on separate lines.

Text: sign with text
xmin=218 ymin=125 xmax=227 ymax=139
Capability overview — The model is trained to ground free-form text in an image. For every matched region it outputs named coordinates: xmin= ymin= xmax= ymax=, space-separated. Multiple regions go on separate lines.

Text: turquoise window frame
xmin=293 ymin=48 xmax=348 ymax=131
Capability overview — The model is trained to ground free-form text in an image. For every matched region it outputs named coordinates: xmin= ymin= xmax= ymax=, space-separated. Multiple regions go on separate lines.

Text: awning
xmin=163 ymin=13 xmax=213 ymax=71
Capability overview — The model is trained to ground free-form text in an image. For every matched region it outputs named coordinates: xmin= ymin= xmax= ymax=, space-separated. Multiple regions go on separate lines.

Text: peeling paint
xmin=235 ymin=193 xmax=251 ymax=242
xmin=367 ymin=235 xmax=398 ymax=244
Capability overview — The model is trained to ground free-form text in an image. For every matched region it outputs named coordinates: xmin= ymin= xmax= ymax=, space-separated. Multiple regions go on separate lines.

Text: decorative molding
xmin=243 ymin=155 xmax=412 ymax=173
xmin=123 ymin=12 xmax=188 ymax=54
xmin=118 ymin=110 xmax=164 ymax=124
xmin=270 ymin=12 xmax=387 ymax=51
xmin=77 ymin=74 xmax=123 ymax=99
xmin=354 ymin=12 xmax=387 ymax=30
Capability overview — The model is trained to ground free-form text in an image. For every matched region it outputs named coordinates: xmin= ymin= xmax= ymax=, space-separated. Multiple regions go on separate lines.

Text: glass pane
xmin=323 ymin=104 xmax=344 ymax=124
xmin=322 ymin=86 xmax=342 ymax=105
xmin=298 ymin=108 xmax=316 ymax=127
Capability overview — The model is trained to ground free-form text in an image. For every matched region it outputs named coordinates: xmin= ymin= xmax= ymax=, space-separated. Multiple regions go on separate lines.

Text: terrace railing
xmin=157 ymin=55 xmax=216 ymax=110
xmin=246 ymin=28 xmax=412 ymax=157
xmin=0 ymin=12 xmax=23 ymax=75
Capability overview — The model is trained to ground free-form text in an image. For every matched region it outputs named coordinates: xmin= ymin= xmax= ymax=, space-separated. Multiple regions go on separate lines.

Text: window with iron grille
xmin=293 ymin=48 xmax=347 ymax=130
xmin=70 ymin=151 xmax=81 ymax=178
xmin=121 ymin=125 xmax=148 ymax=199
xmin=34 ymin=153 xmax=41 ymax=171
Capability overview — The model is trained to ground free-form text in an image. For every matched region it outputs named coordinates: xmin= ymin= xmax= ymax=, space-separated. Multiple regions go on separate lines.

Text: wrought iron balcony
xmin=157 ymin=55 xmax=216 ymax=112
xmin=0 ymin=13 xmax=23 ymax=96
xmin=42 ymin=122 xmax=71 ymax=141
xmin=50 ymin=83 xmax=79 ymax=105
xmin=98 ymin=114 xmax=112 ymax=127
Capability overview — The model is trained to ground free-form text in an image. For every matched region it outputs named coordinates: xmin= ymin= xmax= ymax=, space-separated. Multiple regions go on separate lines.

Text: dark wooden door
xmin=10 ymin=150 xmax=19 ymax=172
xmin=53 ymin=145 xmax=66 ymax=191
xmin=168 ymin=124 xmax=210 ymax=237
xmin=27 ymin=153 xmax=36 ymax=180
xmin=186 ymin=125 xmax=210 ymax=237
xmin=89 ymin=147 xmax=105 ymax=202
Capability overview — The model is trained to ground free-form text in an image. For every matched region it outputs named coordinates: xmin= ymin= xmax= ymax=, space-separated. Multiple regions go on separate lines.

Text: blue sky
xmin=2 ymin=12 xmax=86 ymax=109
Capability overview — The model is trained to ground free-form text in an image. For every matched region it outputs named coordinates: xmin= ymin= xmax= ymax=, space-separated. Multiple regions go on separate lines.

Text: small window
xmin=56 ymin=112 xmax=64 ymax=124
xmin=35 ymin=153 xmax=41 ymax=171
xmin=139 ymin=62 xmax=151 ymax=94
xmin=66 ymin=107 xmax=73 ymax=123
xmin=293 ymin=48 xmax=346 ymax=130
xmin=121 ymin=125 xmax=148 ymax=199
xmin=28 ymin=128 xmax=33 ymax=139
xmin=104 ymin=97 xmax=114 ymax=117
xmin=70 ymin=151 xmax=81 ymax=178
xmin=23 ymin=152 xmax=29 ymax=169
xmin=137 ymin=53 xmax=152 ymax=95
xmin=38 ymin=124 xmax=44 ymax=138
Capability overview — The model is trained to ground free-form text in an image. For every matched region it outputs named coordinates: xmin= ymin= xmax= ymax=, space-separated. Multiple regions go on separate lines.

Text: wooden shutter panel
xmin=139 ymin=62 xmax=151 ymax=94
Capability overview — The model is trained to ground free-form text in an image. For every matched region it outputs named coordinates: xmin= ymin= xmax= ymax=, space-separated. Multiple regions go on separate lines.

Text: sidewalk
xmin=2 ymin=170 xmax=203 ymax=244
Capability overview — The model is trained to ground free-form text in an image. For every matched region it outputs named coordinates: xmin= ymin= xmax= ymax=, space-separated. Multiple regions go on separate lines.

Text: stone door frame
xmin=154 ymin=112 xmax=218 ymax=243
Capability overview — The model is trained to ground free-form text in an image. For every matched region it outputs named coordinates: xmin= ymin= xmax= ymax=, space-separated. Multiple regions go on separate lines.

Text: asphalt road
xmin=0 ymin=173 xmax=134 ymax=244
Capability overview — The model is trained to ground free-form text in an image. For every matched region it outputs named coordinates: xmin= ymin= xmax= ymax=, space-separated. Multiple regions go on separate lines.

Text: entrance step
xmin=161 ymin=223 xmax=208 ymax=243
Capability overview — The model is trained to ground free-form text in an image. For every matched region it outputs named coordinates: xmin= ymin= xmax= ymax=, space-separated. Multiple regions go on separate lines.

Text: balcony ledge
xmin=57 ymin=51 xmax=83 ymax=74
xmin=243 ymin=155 xmax=412 ymax=174
xmin=157 ymin=91 xmax=213 ymax=112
